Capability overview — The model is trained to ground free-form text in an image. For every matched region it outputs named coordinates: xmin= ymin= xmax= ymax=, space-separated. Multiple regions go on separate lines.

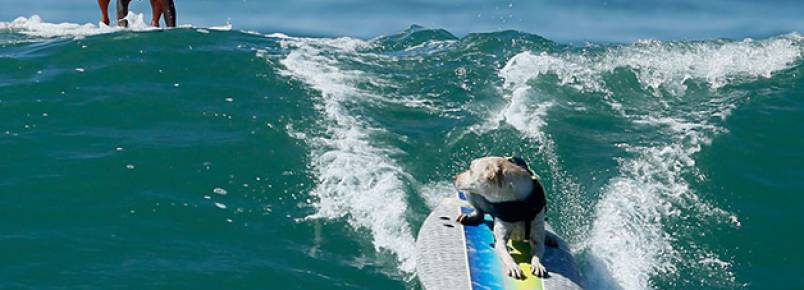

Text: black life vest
xmin=483 ymin=156 xmax=546 ymax=223
xmin=485 ymin=177 xmax=546 ymax=223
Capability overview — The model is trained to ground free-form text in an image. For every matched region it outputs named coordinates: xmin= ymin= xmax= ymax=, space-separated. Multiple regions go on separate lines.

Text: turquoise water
xmin=2 ymin=15 xmax=803 ymax=290
xmin=3 ymin=0 xmax=804 ymax=42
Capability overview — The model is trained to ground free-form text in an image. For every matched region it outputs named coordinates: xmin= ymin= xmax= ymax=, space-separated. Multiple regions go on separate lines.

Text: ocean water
xmin=1 ymin=7 xmax=803 ymax=290
xmin=2 ymin=0 xmax=804 ymax=42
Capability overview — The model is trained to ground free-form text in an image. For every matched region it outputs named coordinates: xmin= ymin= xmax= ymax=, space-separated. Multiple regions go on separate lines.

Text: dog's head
xmin=454 ymin=156 xmax=533 ymax=202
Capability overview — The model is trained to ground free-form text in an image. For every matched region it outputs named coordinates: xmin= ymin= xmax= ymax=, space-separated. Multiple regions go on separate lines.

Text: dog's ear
xmin=484 ymin=164 xmax=504 ymax=186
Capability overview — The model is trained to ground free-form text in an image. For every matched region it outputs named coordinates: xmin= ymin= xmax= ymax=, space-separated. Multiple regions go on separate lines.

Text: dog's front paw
xmin=456 ymin=212 xmax=483 ymax=225
xmin=530 ymin=257 xmax=549 ymax=278
xmin=505 ymin=262 xmax=524 ymax=279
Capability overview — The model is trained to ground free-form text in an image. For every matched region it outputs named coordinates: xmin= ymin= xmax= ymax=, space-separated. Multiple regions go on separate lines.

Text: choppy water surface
xmin=1 ymin=15 xmax=803 ymax=290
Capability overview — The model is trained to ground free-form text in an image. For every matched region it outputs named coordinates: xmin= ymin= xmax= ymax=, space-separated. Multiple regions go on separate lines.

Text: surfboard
xmin=416 ymin=192 xmax=584 ymax=290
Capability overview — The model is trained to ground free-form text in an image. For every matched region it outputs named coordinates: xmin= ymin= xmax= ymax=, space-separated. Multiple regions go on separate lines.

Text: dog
xmin=454 ymin=156 xmax=548 ymax=278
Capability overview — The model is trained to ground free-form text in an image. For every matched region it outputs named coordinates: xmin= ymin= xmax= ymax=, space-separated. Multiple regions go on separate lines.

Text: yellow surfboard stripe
xmin=506 ymin=241 xmax=545 ymax=290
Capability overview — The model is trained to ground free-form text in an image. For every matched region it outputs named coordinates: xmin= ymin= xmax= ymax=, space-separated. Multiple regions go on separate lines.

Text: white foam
xmin=591 ymin=144 xmax=689 ymax=289
xmin=494 ymin=36 xmax=802 ymax=289
xmin=618 ymin=37 xmax=801 ymax=92
xmin=586 ymin=135 xmax=743 ymax=289
xmin=501 ymin=51 xmax=605 ymax=94
xmin=402 ymin=39 xmax=459 ymax=54
xmin=418 ymin=181 xmax=455 ymax=209
xmin=583 ymin=39 xmax=798 ymax=290
xmin=0 ymin=14 xmax=151 ymax=38
xmin=265 ymin=32 xmax=290 ymax=39
xmin=495 ymin=50 xmax=592 ymax=245
xmin=583 ymin=98 xmax=747 ymax=288
xmin=0 ymin=14 xmax=245 ymax=39
xmin=276 ymin=37 xmax=416 ymax=274
xmin=208 ymin=20 xmax=232 ymax=31
xmin=500 ymin=36 xmax=802 ymax=97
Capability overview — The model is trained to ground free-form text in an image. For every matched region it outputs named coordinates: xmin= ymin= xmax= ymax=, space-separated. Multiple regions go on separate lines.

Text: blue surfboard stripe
xmin=459 ymin=192 xmax=504 ymax=290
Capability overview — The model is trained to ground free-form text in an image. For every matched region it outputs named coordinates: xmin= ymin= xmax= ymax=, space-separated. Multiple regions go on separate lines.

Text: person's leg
xmin=98 ymin=0 xmax=111 ymax=25
xmin=149 ymin=0 xmax=163 ymax=27
xmin=116 ymin=0 xmax=132 ymax=27
xmin=159 ymin=0 xmax=176 ymax=27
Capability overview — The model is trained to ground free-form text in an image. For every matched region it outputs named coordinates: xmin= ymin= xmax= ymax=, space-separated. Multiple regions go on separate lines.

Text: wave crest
xmin=495 ymin=35 xmax=801 ymax=289
xmin=276 ymin=37 xmax=417 ymax=274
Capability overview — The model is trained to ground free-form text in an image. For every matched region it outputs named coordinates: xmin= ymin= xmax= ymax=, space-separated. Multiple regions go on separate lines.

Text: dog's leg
xmin=493 ymin=219 xmax=523 ymax=279
xmin=457 ymin=192 xmax=486 ymax=225
xmin=528 ymin=210 xmax=548 ymax=277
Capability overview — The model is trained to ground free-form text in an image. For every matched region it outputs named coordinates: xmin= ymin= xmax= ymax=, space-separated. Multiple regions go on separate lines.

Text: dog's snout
xmin=453 ymin=172 xmax=464 ymax=184
xmin=453 ymin=172 xmax=465 ymax=188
